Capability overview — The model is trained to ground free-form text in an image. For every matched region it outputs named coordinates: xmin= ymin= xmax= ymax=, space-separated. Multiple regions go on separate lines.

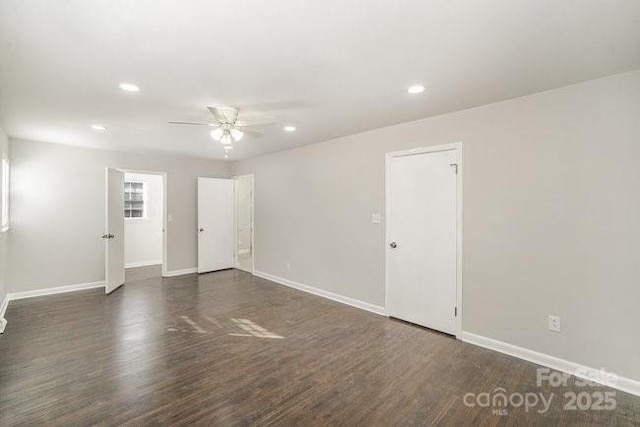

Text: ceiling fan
xmin=169 ymin=106 xmax=276 ymax=154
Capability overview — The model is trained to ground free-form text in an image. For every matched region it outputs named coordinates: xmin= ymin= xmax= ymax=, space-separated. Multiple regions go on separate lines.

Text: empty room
xmin=0 ymin=1 xmax=639 ymax=425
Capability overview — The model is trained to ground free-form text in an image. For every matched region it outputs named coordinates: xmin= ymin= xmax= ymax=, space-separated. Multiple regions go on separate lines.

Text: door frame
xmin=120 ymin=169 xmax=169 ymax=278
xmin=384 ymin=142 xmax=463 ymax=337
xmin=233 ymin=174 xmax=255 ymax=274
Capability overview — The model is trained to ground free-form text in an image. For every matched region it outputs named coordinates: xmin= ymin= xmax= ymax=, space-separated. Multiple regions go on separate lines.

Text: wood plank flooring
xmin=124 ymin=264 xmax=163 ymax=282
xmin=1 ymin=269 xmax=639 ymax=425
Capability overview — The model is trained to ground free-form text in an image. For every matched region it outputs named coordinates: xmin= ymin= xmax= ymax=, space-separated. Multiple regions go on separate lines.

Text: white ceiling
xmin=1 ymin=0 xmax=639 ymax=161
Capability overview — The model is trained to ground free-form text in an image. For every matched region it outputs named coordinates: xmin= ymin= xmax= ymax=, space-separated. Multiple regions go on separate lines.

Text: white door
xmin=198 ymin=177 xmax=235 ymax=273
xmin=386 ymin=148 xmax=459 ymax=335
xmin=105 ymin=167 xmax=125 ymax=294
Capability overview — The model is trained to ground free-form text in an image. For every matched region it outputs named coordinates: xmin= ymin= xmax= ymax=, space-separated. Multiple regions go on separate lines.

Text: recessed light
xmin=119 ymin=83 xmax=140 ymax=92
xmin=407 ymin=85 xmax=425 ymax=94
xmin=91 ymin=124 xmax=107 ymax=131
xmin=284 ymin=126 xmax=296 ymax=132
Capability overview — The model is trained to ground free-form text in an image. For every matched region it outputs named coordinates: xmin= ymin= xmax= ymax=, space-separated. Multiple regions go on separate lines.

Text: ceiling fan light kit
xmin=210 ymin=128 xmax=224 ymax=141
xmin=171 ymin=105 xmax=277 ymax=155
xmin=230 ymin=128 xmax=243 ymax=141
xmin=220 ymin=132 xmax=233 ymax=146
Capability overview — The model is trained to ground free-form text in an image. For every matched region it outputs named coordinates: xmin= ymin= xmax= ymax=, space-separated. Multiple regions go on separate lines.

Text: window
xmin=1 ymin=155 xmax=9 ymax=232
xmin=124 ymin=181 xmax=146 ymax=218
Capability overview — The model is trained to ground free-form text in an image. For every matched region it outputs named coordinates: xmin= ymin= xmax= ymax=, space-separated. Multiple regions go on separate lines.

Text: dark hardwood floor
xmin=124 ymin=264 xmax=163 ymax=282
xmin=1 ymin=269 xmax=638 ymax=425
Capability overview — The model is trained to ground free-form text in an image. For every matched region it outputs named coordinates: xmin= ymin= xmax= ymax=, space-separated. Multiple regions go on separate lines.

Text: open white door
xmin=386 ymin=145 xmax=460 ymax=335
xmin=105 ymin=167 xmax=125 ymax=294
xmin=198 ymin=177 xmax=235 ymax=273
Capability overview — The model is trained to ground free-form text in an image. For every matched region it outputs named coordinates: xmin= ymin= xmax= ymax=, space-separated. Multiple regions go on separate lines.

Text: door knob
xmin=102 ymin=234 xmax=115 ymax=239
xmin=199 ymin=228 xmax=204 ymax=232
xmin=389 ymin=242 xmax=398 ymax=249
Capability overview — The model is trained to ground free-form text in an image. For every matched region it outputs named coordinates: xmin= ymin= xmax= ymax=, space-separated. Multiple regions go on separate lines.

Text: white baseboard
xmin=254 ymin=270 xmax=386 ymax=316
xmin=1 ymin=282 xmax=105 ymax=332
xmin=125 ymin=260 xmax=162 ymax=268
xmin=3 ymin=272 xmax=636 ymax=399
xmin=163 ymin=267 xmax=198 ymax=277
xmin=7 ymin=281 xmax=106 ymax=301
xmin=461 ymin=331 xmax=640 ymax=397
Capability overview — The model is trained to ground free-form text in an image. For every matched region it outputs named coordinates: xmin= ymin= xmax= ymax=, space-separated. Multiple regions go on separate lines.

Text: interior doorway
xmin=235 ymin=174 xmax=254 ymax=273
xmin=123 ymin=171 xmax=166 ymax=282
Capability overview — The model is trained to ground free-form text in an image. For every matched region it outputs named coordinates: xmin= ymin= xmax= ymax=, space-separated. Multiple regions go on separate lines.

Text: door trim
xmin=384 ymin=142 xmax=463 ymax=337
xmin=233 ymin=174 xmax=255 ymax=274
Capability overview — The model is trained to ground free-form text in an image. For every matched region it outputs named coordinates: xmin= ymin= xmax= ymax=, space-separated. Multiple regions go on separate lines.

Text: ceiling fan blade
xmin=228 ymin=108 xmax=239 ymax=124
xmin=207 ymin=106 xmax=239 ymax=124
xmin=236 ymin=113 xmax=277 ymax=126
xmin=207 ymin=106 xmax=228 ymax=122
xmin=236 ymin=120 xmax=277 ymax=127
xmin=168 ymin=121 xmax=213 ymax=126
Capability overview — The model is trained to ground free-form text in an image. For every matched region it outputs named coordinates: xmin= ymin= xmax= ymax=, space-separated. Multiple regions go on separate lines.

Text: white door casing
xmin=385 ymin=144 xmax=462 ymax=336
xmin=105 ymin=167 xmax=125 ymax=294
xmin=234 ymin=174 xmax=255 ymax=273
xmin=198 ymin=177 xmax=235 ymax=273
xmin=237 ymin=180 xmax=252 ymax=252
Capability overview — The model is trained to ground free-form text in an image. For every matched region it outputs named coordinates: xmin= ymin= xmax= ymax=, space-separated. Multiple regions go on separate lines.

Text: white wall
xmin=8 ymin=139 xmax=231 ymax=292
xmin=0 ymin=124 xmax=9 ymax=320
xmin=233 ymin=69 xmax=640 ymax=382
xmin=124 ymin=172 xmax=163 ymax=267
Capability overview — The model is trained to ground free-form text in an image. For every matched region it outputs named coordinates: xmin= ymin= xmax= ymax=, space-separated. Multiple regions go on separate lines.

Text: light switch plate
xmin=371 ymin=213 xmax=381 ymax=224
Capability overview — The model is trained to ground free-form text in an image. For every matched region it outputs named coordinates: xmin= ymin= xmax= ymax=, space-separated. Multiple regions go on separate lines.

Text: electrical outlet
xmin=548 ymin=315 xmax=561 ymax=333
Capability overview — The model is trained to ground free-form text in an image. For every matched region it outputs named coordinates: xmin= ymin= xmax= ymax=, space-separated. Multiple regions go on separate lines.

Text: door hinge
xmin=454 ymin=307 xmax=458 ymax=317
xmin=450 ymin=163 xmax=458 ymax=174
